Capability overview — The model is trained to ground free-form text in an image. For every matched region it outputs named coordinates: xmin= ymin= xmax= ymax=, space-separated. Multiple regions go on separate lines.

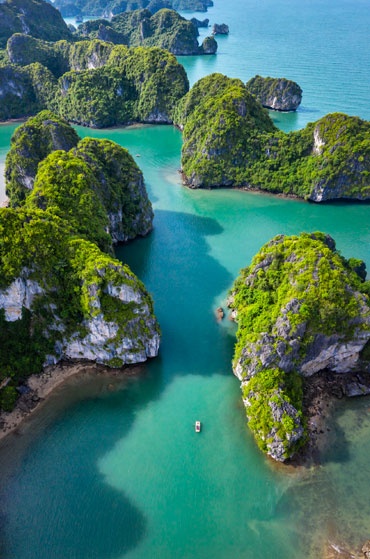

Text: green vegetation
xmin=229 ymin=232 xmax=370 ymax=459
xmin=26 ymin=151 xmax=112 ymax=253
xmin=77 ymin=9 xmax=217 ymax=55
xmin=175 ymin=73 xmax=276 ymax=187
xmin=7 ymin=35 xmax=116 ymax=78
xmin=0 ymin=112 xmax=158 ymax=411
xmin=107 ymin=46 xmax=189 ymax=122
xmin=1 ymin=40 xmax=189 ymax=126
xmin=7 ymin=35 xmax=71 ymax=78
xmin=242 ymin=367 xmax=304 ymax=458
xmin=232 ymin=232 xmax=370 ymax=366
xmin=56 ymin=65 xmax=137 ymax=127
xmin=180 ymin=74 xmax=370 ymax=201
xmin=74 ymin=137 xmax=153 ymax=241
xmin=5 ymin=111 xmax=153 ymax=241
xmin=54 ymin=0 xmax=213 ymax=18
xmin=0 ymin=65 xmax=40 ymax=121
xmin=0 ymin=62 xmax=58 ymax=121
xmin=5 ymin=110 xmax=79 ymax=205
xmin=0 ymin=0 xmax=72 ymax=49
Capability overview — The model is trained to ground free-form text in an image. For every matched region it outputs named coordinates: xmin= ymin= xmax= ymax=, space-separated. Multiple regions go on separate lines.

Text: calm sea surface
xmin=1 ymin=1 xmax=370 ymax=558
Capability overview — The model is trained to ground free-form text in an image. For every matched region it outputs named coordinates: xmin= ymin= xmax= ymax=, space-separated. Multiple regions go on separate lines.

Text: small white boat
xmin=195 ymin=421 xmax=201 ymax=433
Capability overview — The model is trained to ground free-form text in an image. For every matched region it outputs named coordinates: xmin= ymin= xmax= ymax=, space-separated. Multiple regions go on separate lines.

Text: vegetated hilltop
xmin=174 ymin=73 xmax=277 ymax=187
xmin=246 ymin=75 xmax=302 ymax=111
xmin=177 ymin=73 xmax=370 ymax=201
xmin=0 ymin=111 xmax=160 ymax=412
xmin=0 ymin=0 xmax=73 ymax=49
xmin=76 ymin=8 xmax=217 ymax=55
xmin=228 ymin=232 xmax=370 ymax=462
xmin=0 ymin=40 xmax=189 ymax=126
xmin=54 ymin=0 xmax=213 ymax=18
xmin=5 ymin=111 xmax=153 ymax=243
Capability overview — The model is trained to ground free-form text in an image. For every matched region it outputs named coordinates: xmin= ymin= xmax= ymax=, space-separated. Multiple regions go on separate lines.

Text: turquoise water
xmin=179 ymin=0 xmax=370 ymax=131
xmin=0 ymin=1 xmax=370 ymax=557
xmin=0 ymin=122 xmax=20 ymax=202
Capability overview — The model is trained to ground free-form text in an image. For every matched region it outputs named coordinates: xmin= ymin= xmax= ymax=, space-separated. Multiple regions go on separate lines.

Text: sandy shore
xmin=0 ymin=361 xmax=143 ymax=442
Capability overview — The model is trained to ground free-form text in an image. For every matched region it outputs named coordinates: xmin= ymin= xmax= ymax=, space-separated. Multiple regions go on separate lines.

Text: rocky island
xmin=177 ymin=73 xmax=370 ymax=201
xmin=76 ymin=8 xmax=217 ymax=55
xmin=228 ymin=232 xmax=370 ymax=462
xmin=246 ymin=74 xmax=302 ymax=111
xmin=0 ymin=37 xmax=189 ymax=125
xmin=212 ymin=23 xmax=229 ymax=35
xmin=0 ymin=111 xmax=160 ymax=413
xmin=54 ymin=0 xmax=213 ymax=18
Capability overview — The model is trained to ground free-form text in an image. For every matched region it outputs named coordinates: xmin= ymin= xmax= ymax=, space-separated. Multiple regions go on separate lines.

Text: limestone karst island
xmin=1 ymin=0 xmax=370 ymax=557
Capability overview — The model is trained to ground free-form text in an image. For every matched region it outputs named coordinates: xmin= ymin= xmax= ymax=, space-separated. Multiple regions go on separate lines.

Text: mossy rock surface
xmin=179 ymin=74 xmax=370 ymax=201
xmin=246 ymin=75 xmax=302 ymax=111
xmin=54 ymin=0 xmax=213 ymax=18
xmin=0 ymin=111 xmax=159 ymax=411
xmin=175 ymin=73 xmax=276 ymax=188
xmin=1 ymin=41 xmax=189 ymax=126
xmin=5 ymin=110 xmax=79 ymax=206
xmin=0 ymin=0 xmax=72 ymax=49
xmin=229 ymin=232 xmax=370 ymax=461
xmin=76 ymin=9 xmax=216 ymax=55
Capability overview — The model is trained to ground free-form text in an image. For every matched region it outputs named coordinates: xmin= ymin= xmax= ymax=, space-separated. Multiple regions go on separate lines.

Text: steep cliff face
xmin=212 ymin=23 xmax=229 ymax=35
xmin=0 ymin=115 xmax=159 ymax=411
xmin=200 ymin=35 xmax=217 ymax=54
xmin=179 ymin=75 xmax=370 ymax=200
xmin=1 ymin=41 xmax=188 ymax=127
xmin=74 ymin=137 xmax=153 ymax=242
xmin=54 ymin=257 xmax=160 ymax=366
xmin=0 ymin=249 xmax=160 ymax=370
xmin=51 ymin=45 xmax=188 ymax=127
xmin=76 ymin=9 xmax=217 ymax=56
xmin=54 ymin=0 xmax=213 ymax=18
xmin=5 ymin=111 xmax=79 ymax=205
xmin=307 ymin=113 xmax=370 ymax=201
xmin=0 ymin=64 xmax=41 ymax=121
xmin=0 ymin=276 xmax=44 ymax=322
xmin=229 ymin=233 xmax=370 ymax=461
xmin=0 ymin=0 xmax=72 ymax=48
xmin=6 ymin=34 xmax=113 ymax=78
xmin=246 ymin=75 xmax=302 ymax=111
xmin=176 ymin=73 xmax=276 ymax=188
xmin=5 ymin=112 xmax=153 ymax=244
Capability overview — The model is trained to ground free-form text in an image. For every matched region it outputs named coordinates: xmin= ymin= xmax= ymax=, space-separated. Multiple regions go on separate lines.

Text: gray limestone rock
xmin=246 ymin=75 xmax=302 ymax=111
xmin=212 ymin=23 xmax=229 ymax=35
xmin=229 ymin=232 xmax=370 ymax=461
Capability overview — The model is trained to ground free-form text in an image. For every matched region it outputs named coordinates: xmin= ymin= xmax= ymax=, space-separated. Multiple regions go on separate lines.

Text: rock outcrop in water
xmin=246 ymin=75 xmax=302 ymax=111
xmin=190 ymin=17 xmax=209 ymax=28
xmin=54 ymin=0 xmax=213 ymax=18
xmin=0 ymin=112 xmax=159 ymax=412
xmin=76 ymin=9 xmax=217 ymax=55
xmin=212 ymin=23 xmax=229 ymax=35
xmin=228 ymin=232 xmax=370 ymax=461
xmin=177 ymin=74 xmax=370 ymax=201
xmin=0 ymin=42 xmax=189 ymax=126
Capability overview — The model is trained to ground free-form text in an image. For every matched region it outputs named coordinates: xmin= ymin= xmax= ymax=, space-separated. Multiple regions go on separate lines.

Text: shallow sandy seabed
xmin=0 ymin=360 xmax=144 ymax=442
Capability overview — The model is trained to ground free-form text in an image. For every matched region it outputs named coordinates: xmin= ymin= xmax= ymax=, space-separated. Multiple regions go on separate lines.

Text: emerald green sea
xmin=1 ymin=1 xmax=370 ymax=558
